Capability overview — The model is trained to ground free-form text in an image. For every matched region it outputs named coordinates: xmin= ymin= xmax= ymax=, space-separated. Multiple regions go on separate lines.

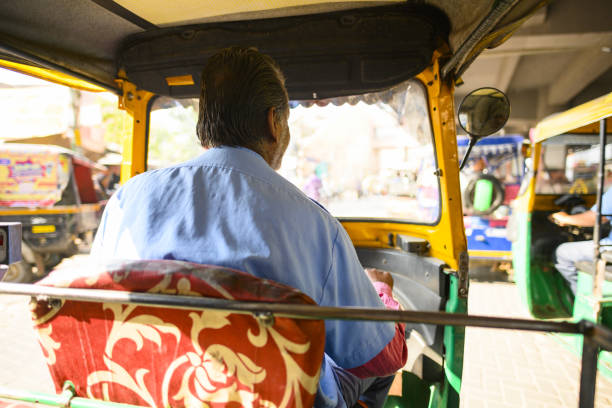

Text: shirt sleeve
xmin=347 ymin=282 xmax=407 ymax=378
xmin=318 ymin=223 xmax=406 ymax=374
xmin=591 ymin=188 xmax=612 ymax=217
xmin=90 ymin=195 xmax=114 ymax=256
xmin=90 ymin=185 xmax=139 ymax=260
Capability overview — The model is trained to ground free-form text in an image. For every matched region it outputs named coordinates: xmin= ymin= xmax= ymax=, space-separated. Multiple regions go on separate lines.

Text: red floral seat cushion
xmin=29 ymin=260 xmax=325 ymax=408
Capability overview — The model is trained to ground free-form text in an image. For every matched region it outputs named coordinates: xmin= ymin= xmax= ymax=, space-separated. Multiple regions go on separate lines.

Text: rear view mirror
xmin=458 ymin=87 xmax=510 ymax=170
xmin=458 ymin=87 xmax=510 ymax=137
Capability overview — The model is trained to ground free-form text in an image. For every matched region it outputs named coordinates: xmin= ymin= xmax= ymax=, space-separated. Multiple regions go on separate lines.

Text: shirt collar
xmin=182 ymin=145 xmax=275 ymax=180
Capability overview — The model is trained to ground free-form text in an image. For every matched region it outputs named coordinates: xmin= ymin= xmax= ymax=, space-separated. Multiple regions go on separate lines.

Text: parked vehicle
xmin=0 ymin=2 xmax=610 ymax=408
xmin=0 ymin=144 xmax=105 ymax=282
xmin=458 ymin=135 xmax=525 ymax=262
xmin=511 ymin=91 xmax=612 ymax=378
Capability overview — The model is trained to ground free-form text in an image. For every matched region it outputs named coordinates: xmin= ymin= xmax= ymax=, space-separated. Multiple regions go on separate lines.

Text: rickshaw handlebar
xmin=1 ymin=282 xmax=611 ymax=351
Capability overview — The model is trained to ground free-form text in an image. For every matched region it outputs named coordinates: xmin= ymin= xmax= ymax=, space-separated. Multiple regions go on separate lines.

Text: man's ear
xmin=267 ymin=107 xmax=281 ymax=143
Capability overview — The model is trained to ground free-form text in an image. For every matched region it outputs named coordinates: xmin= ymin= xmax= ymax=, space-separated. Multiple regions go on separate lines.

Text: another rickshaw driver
xmin=92 ymin=47 xmax=407 ymax=408
xmin=552 ymin=178 xmax=612 ymax=294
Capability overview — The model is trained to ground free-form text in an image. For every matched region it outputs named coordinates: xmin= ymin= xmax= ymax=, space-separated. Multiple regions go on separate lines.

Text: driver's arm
xmin=347 ymin=268 xmax=406 ymax=379
xmin=551 ymin=210 xmax=598 ymax=227
xmin=553 ymin=188 xmax=612 ymax=227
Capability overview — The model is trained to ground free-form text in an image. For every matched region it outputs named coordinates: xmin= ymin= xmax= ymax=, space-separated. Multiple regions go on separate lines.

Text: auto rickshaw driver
xmin=91 ymin=47 xmax=407 ymax=408
xmin=551 ymin=165 xmax=612 ymax=294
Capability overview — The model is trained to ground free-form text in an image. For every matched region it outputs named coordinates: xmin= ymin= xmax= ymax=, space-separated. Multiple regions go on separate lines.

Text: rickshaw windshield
xmin=535 ymin=134 xmax=612 ymax=195
xmin=148 ymin=78 xmax=439 ymax=222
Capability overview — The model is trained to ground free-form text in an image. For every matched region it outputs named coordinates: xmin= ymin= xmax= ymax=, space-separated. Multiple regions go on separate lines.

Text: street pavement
xmin=0 ymin=294 xmax=54 ymax=393
xmin=1 ymin=263 xmax=612 ymax=406
xmin=460 ymin=281 xmax=612 ymax=407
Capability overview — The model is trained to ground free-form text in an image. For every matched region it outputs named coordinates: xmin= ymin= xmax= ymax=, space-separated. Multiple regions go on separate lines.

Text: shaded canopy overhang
xmin=532 ymin=92 xmax=612 ymax=144
xmin=0 ymin=0 xmax=547 ymax=99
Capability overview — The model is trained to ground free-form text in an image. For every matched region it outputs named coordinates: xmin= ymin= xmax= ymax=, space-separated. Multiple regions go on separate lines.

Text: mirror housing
xmin=458 ymin=87 xmax=510 ymax=137
xmin=457 ymin=87 xmax=510 ymax=170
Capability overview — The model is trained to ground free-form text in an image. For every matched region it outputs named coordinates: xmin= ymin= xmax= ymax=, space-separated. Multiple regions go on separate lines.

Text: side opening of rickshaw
xmin=0 ymin=143 xmax=107 ymax=282
xmin=0 ymin=1 xmax=611 ymax=408
xmin=512 ymin=92 xmax=612 ymax=380
xmin=457 ymin=135 xmax=525 ymax=273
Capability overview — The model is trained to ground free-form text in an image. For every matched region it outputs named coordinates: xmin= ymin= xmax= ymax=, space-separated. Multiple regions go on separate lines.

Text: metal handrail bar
xmin=594 ymin=118 xmax=609 ymax=300
xmin=0 ymin=282 xmax=593 ymax=338
xmin=579 ymin=335 xmax=599 ymax=408
xmin=594 ymin=117 xmax=607 ymax=260
xmin=0 ymin=386 xmax=144 ymax=408
xmin=577 ymin=320 xmax=612 ymax=351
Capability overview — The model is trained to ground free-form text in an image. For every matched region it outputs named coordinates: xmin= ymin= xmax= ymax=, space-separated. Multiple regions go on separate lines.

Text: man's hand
xmin=551 ymin=210 xmax=598 ymax=227
xmin=551 ymin=211 xmax=570 ymax=226
xmin=365 ymin=267 xmax=394 ymax=290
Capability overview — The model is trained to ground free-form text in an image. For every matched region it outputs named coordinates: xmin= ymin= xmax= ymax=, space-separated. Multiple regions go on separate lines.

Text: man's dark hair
xmin=196 ymin=47 xmax=289 ymax=151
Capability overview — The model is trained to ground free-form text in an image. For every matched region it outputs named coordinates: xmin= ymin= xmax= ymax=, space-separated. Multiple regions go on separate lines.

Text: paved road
xmin=0 ymin=294 xmax=54 ymax=393
xmin=460 ymin=281 xmax=612 ymax=407
xmin=1 ymin=267 xmax=612 ymax=406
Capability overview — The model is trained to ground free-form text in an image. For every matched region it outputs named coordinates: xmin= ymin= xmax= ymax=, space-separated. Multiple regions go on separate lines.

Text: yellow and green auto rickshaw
xmin=0 ymin=2 xmax=611 ymax=408
xmin=0 ymin=143 xmax=106 ymax=282
xmin=511 ymin=91 xmax=612 ymax=377
xmin=458 ymin=134 xmax=526 ymax=265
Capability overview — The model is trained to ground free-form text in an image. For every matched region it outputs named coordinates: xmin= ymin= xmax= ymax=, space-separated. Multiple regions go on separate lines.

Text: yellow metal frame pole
xmin=116 ymin=79 xmax=154 ymax=182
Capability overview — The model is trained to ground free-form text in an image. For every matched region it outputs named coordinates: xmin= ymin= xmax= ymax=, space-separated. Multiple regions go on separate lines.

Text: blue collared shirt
xmin=92 ymin=146 xmax=395 ymax=406
xmin=591 ymin=187 xmax=612 ymax=245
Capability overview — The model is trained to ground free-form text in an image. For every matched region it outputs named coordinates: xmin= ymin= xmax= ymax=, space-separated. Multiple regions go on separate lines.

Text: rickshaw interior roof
xmin=0 ymin=1 xmax=545 ymax=100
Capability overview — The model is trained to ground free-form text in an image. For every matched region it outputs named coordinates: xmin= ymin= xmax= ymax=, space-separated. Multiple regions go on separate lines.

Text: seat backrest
xmin=29 ymin=260 xmax=325 ymax=408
